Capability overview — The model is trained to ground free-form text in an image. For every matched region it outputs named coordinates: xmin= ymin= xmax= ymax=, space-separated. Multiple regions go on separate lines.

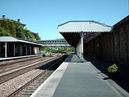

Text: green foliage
xmin=33 ymin=33 xmax=41 ymax=40
xmin=23 ymin=29 xmax=34 ymax=40
xmin=0 ymin=18 xmax=41 ymax=40
xmin=0 ymin=27 xmax=12 ymax=36
xmin=41 ymin=47 xmax=51 ymax=52
xmin=41 ymin=47 xmax=73 ymax=54
xmin=0 ymin=19 xmax=16 ymax=36
xmin=108 ymin=64 xmax=118 ymax=73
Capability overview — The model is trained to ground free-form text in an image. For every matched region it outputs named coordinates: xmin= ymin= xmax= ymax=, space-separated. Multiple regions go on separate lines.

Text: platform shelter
xmin=0 ymin=36 xmax=42 ymax=58
xmin=58 ymin=21 xmax=112 ymax=60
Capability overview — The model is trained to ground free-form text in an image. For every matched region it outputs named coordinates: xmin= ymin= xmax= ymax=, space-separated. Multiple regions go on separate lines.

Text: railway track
xmin=0 ymin=56 xmax=52 ymax=74
xmin=6 ymin=55 xmax=67 ymax=97
xmin=0 ymin=55 xmax=62 ymax=84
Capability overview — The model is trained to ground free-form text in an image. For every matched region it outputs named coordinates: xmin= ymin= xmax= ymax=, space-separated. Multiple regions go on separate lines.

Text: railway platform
xmin=0 ymin=54 xmax=42 ymax=62
xmin=31 ymin=54 xmax=129 ymax=97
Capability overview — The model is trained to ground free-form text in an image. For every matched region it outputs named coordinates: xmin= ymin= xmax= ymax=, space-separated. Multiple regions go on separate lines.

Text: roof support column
xmin=80 ymin=33 xmax=84 ymax=61
xmin=5 ymin=42 xmax=7 ymax=58
xmin=76 ymin=33 xmax=84 ymax=61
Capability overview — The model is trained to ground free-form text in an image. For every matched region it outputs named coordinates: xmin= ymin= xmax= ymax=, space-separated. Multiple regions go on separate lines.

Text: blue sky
xmin=0 ymin=0 xmax=128 ymax=40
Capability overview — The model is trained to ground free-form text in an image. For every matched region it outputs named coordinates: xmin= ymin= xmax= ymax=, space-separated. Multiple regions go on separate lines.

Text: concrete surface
xmin=31 ymin=54 xmax=129 ymax=97
xmin=65 ymin=54 xmax=84 ymax=62
xmin=30 ymin=62 xmax=69 ymax=97
xmin=52 ymin=62 xmax=127 ymax=97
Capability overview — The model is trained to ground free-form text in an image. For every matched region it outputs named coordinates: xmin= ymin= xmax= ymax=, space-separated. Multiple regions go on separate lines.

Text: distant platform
xmin=31 ymin=54 xmax=129 ymax=97
xmin=0 ymin=54 xmax=41 ymax=61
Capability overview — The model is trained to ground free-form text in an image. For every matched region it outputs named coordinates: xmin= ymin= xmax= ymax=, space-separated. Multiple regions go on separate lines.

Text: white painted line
xmin=30 ymin=62 xmax=69 ymax=97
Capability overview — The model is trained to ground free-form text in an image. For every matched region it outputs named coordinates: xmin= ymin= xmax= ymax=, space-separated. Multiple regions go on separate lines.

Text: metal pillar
xmin=5 ymin=42 xmax=7 ymax=58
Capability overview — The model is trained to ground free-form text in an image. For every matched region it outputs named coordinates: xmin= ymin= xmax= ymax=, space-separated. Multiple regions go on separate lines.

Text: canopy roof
xmin=0 ymin=36 xmax=42 ymax=46
xmin=58 ymin=21 xmax=112 ymax=33
xmin=58 ymin=21 xmax=112 ymax=47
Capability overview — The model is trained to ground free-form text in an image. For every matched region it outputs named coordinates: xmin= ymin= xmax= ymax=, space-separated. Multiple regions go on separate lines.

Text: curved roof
xmin=58 ymin=21 xmax=112 ymax=33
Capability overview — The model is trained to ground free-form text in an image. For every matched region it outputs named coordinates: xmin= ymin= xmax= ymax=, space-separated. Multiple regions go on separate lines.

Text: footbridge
xmin=37 ymin=39 xmax=71 ymax=47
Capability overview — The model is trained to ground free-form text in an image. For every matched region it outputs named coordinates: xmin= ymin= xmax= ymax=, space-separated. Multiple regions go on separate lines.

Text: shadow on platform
xmin=84 ymin=56 xmax=129 ymax=93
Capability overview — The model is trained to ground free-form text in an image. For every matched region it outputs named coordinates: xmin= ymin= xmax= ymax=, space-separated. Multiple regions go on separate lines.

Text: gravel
xmin=0 ymin=57 xmax=50 ymax=74
xmin=0 ymin=69 xmax=44 ymax=97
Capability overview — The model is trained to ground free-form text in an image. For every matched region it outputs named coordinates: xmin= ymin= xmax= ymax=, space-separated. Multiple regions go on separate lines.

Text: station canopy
xmin=58 ymin=21 xmax=112 ymax=47
xmin=0 ymin=36 xmax=42 ymax=46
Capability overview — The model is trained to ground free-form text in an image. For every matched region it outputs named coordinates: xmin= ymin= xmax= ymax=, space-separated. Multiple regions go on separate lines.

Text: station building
xmin=0 ymin=36 xmax=42 ymax=58
xmin=58 ymin=15 xmax=129 ymax=65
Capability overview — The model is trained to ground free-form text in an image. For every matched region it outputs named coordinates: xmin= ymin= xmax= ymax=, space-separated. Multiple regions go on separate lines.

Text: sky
xmin=0 ymin=0 xmax=128 ymax=40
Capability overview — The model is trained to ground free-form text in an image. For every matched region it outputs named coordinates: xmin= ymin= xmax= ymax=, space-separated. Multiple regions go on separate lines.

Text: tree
xmin=0 ymin=18 xmax=41 ymax=40
xmin=0 ymin=27 xmax=12 ymax=36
